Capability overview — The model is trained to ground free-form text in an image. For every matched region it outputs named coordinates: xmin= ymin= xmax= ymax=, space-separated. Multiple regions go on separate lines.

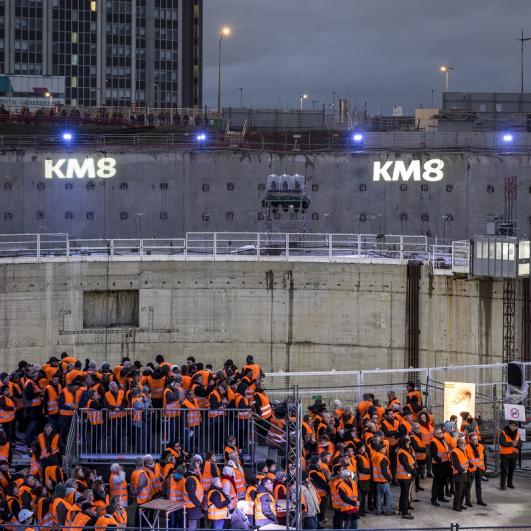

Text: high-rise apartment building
xmin=0 ymin=0 xmax=202 ymax=108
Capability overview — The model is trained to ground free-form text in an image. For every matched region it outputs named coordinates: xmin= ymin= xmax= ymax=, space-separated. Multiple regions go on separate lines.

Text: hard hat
xmin=18 ymin=509 xmax=34 ymax=523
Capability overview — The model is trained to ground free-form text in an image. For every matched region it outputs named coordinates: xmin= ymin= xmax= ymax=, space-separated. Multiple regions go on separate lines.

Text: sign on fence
xmin=503 ymin=403 xmax=526 ymax=421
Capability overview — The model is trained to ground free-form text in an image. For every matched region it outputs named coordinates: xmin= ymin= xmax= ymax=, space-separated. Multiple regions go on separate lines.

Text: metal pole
xmin=217 ymin=35 xmax=223 ymax=115
xmin=445 ymin=70 xmax=449 ymax=92
xmin=519 ymin=30 xmax=531 ymax=94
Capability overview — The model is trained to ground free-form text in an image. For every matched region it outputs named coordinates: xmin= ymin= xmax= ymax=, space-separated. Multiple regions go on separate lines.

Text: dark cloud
xmin=204 ymin=0 xmax=531 ymax=114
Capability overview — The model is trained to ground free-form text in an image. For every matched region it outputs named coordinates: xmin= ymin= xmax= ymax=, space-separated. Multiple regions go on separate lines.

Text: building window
xmin=421 ymin=213 xmax=429 ymax=222
xmin=202 ymin=184 xmax=209 ymax=192
xmin=71 ymin=32 xmax=78 ymax=44
xmin=311 ymin=212 xmax=319 ymax=220
xmin=90 ymin=1 xmax=97 ymax=11
xmin=359 ymin=184 xmax=367 ymax=192
xmin=160 ymin=212 xmax=168 ymax=220
xmin=226 ymin=211 xmax=234 ymax=220
xmin=87 ymin=212 xmax=94 ymax=220
xmin=65 ymin=212 xmax=73 ymax=220
xmin=71 ymin=76 xmax=77 ymax=88
xmin=120 ymin=212 xmax=128 ymax=220
xmin=359 ymin=213 xmax=367 ymax=222
xmin=71 ymin=55 xmax=78 ymax=66
xmin=312 ymin=184 xmax=319 ymax=192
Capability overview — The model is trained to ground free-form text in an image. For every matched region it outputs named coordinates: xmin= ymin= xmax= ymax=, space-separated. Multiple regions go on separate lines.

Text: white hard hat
xmin=18 ymin=509 xmax=33 ymax=523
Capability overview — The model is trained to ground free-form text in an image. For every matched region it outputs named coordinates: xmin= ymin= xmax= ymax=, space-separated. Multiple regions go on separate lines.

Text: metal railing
xmin=0 ymin=232 xmax=469 ymax=274
xmin=73 ymin=407 xmax=255 ymax=463
xmin=0 ymin=130 xmax=531 ymax=151
xmin=10 ymin=527 xmax=531 ymax=531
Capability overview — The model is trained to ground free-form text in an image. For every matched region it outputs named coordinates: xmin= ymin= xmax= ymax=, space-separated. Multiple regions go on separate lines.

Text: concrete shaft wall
xmin=0 ymin=150 xmax=530 ymax=240
xmin=0 ymin=261 xmax=517 ymax=371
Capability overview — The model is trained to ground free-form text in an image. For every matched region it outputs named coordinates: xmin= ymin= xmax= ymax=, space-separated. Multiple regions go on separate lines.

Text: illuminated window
xmin=71 ymin=77 xmax=77 ymax=88
xmin=71 ymin=55 xmax=78 ymax=66
xmin=71 ymin=32 xmax=78 ymax=43
xmin=90 ymin=1 xmax=97 ymax=11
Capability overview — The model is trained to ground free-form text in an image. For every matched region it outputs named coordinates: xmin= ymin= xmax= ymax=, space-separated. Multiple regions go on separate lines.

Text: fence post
xmin=36 ymin=234 xmax=41 ymax=263
xmin=213 ymin=232 xmax=217 ymax=261
xmin=257 ymin=233 xmax=261 ymax=261
xmin=286 ymin=233 xmax=290 ymax=260
xmin=400 ymin=235 xmax=404 ymax=262
xmin=357 ymin=234 xmax=361 ymax=258
xmin=139 ymin=238 xmax=143 ymax=260
xmin=328 ymin=234 xmax=333 ymax=262
xmin=110 ymin=240 xmax=114 ymax=260
xmin=66 ymin=237 xmax=70 ymax=259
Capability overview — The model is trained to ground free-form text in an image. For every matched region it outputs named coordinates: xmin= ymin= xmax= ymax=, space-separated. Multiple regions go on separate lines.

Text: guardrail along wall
xmin=0 ymin=259 xmax=513 ymax=372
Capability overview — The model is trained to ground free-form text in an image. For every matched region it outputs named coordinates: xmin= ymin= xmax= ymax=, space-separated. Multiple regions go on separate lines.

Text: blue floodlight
xmin=196 ymin=133 xmax=207 ymax=142
xmin=353 ymin=133 xmax=364 ymax=142
xmin=502 ymin=133 xmax=513 ymax=143
xmin=62 ymin=132 xmax=73 ymax=142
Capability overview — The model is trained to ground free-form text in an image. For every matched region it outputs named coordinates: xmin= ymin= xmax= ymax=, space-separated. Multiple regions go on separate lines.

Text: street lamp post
xmin=519 ymin=29 xmax=531 ymax=94
xmin=237 ymin=87 xmax=243 ymax=107
xmin=217 ymin=26 xmax=231 ymax=115
xmin=299 ymin=94 xmax=308 ymax=110
xmin=440 ymin=66 xmax=454 ymax=92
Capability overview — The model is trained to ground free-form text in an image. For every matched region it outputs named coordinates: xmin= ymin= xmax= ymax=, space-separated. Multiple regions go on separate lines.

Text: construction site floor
xmin=354 ymin=474 xmax=531 ymax=528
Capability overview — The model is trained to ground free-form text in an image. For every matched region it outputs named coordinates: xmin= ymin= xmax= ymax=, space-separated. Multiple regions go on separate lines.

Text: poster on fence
xmin=444 ymin=382 xmax=475 ymax=429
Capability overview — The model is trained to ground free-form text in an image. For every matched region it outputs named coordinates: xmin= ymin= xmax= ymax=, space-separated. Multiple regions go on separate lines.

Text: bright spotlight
xmin=196 ymin=133 xmax=207 ymax=142
xmin=502 ymin=133 xmax=513 ymax=143
xmin=353 ymin=133 xmax=364 ymax=142
xmin=62 ymin=132 xmax=73 ymax=141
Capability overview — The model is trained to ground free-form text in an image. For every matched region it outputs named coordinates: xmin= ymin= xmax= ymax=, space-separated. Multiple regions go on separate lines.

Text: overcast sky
xmin=203 ymin=0 xmax=531 ymax=114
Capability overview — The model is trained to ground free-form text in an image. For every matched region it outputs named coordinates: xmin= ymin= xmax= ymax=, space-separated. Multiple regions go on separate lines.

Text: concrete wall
xmin=0 ymin=150 xmax=530 ymax=240
xmin=0 ymin=260 xmax=517 ymax=372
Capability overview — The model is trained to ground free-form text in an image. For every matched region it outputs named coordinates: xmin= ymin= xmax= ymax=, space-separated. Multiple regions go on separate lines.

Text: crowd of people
xmin=0 ymin=352 xmax=522 ymax=530
xmin=0 ymin=104 xmax=209 ymax=128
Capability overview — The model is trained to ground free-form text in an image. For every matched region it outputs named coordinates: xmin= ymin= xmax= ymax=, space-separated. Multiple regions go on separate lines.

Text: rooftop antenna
xmin=518 ymin=29 xmax=531 ymax=94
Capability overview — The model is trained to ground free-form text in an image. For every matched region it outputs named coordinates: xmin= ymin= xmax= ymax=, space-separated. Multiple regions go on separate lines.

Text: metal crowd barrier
xmin=74 ymin=407 xmax=255 ymax=463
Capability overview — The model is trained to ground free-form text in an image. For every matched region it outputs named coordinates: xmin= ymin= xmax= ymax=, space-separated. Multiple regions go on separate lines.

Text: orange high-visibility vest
xmin=254 ymin=392 xmax=272 ymax=419
xmin=255 ymin=491 xmax=276 ymax=522
xmin=396 ymin=448 xmax=415 ymax=480
xmin=466 ymin=444 xmax=485 ymax=472
xmin=233 ymin=467 xmax=246 ymax=499
xmin=207 ymin=488 xmax=230 ymax=520
xmin=38 ymin=432 xmax=60 ymax=459
xmin=168 ymin=476 xmax=184 ymax=507
xmin=36 ymin=497 xmax=53 ymax=528
xmin=420 ymin=424 xmax=434 ymax=445
xmin=451 ymin=447 xmax=469 ymax=475
xmin=432 ymin=437 xmax=450 ymax=464
xmin=109 ymin=472 xmax=128 ymax=507
xmin=208 ymin=389 xmax=224 ymax=418
xmin=86 ymin=400 xmax=104 ymax=425
xmin=337 ymin=479 xmax=358 ymax=512
xmin=131 ymin=469 xmax=152 ymax=505
xmin=25 ymin=380 xmax=43 ymax=407
xmin=105 ymin=390 xmax=126 ymax=419
xmin=44 ymin=385 xmax=61 ymax=416
xmin=371 ymin=453 xmax=389 ymax=483
xmin=183 ymin=475 xmax=204 ymax=509
xmin=357 ymin=454 xmax=371 ymax=481
xmin=222 ymin=477 xmax=237 ymax=510
xmin=410 ymin=433 xmax=427 ymax=461
xmin=0 ymin=397 xmax=15 ymax=423
xmin=182 ymin=398 xmax=201 ymax=427
xmin=273 ymin=483 xmax=287 ymax=517
xmin=163 ymin=388 xmax=181 ymax=419
xmin=147 ymin=376 xmax=165 ymax=399
xmin=499 ymin=430 xmax=520 ymax=456
xmin=59 ymin=389 xmax=76 ymax=417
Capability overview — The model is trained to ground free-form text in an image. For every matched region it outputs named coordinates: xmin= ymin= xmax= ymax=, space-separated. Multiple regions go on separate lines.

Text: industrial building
xmin=0 ymin=0 xmax=202 ymax=108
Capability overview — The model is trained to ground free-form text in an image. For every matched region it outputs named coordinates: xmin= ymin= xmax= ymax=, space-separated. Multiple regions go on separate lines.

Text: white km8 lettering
xmin=44 ymin=158 xmax=117 ymax=179
xmin=373 ymin=159 xmax=444 ymax=182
